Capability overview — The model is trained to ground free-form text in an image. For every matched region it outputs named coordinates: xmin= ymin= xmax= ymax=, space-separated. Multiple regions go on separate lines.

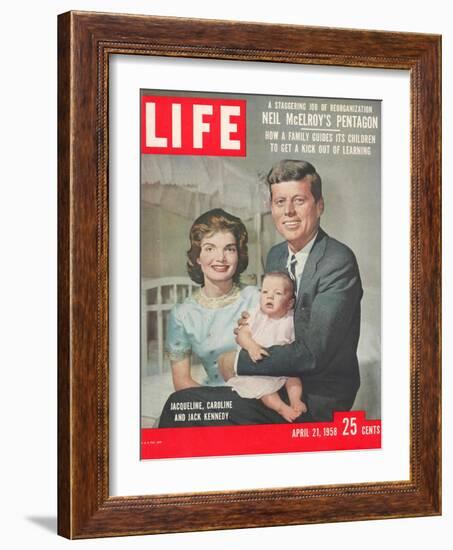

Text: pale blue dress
xmin=166 ymin=285 xmax=259 ymax=385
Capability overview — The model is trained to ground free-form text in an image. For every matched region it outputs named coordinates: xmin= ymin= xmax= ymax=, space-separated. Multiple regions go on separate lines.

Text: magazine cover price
xmin=140 ymin=89 xmax=381 ymax=459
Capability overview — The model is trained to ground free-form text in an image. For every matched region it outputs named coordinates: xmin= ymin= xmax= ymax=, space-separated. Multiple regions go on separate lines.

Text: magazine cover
xmin=140 ymin=90 xmax=381 ymax=459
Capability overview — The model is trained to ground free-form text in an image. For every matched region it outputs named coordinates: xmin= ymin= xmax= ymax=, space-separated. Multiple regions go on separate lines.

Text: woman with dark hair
xmin=166 ymin=208 xmax=259 ymax=390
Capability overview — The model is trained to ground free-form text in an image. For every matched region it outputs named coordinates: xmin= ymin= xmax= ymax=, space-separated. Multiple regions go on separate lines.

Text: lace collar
xmin=193 ymin=284 xmax=241 ymax=309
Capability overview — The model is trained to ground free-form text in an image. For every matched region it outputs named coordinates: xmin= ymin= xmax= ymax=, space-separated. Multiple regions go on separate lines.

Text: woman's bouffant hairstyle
xmin=187 ymin=208 xmax=249 ymax=285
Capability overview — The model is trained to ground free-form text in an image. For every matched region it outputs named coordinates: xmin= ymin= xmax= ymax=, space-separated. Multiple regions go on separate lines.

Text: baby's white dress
xmin=226 ymin=307 xmax=295 ymax=399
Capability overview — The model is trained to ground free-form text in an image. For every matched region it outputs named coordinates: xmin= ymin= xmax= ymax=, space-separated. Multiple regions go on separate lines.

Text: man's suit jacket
xmin=236 ymin=227 xmax=363 ymax=421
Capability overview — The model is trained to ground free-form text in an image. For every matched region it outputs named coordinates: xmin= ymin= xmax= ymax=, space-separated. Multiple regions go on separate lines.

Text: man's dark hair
xmin=266 ymin=159 xmax=323 ymax=202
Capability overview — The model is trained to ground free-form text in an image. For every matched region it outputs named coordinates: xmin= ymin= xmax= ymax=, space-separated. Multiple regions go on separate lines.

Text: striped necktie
xmin=289 ymin=253 xmax=297 ymax=291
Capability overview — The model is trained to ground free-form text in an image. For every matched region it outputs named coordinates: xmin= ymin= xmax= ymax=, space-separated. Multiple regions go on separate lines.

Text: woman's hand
xmin=233 ymin=310 xmax=250 ymax=336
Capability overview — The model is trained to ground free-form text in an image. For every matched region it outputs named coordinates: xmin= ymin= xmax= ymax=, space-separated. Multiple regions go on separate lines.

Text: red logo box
xmin=141 ymin=95 xmax=246 ymax=157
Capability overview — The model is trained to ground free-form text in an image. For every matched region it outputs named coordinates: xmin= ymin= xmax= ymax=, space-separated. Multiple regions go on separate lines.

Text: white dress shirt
xmin=285 ymin=232 xmax=318 ymax=289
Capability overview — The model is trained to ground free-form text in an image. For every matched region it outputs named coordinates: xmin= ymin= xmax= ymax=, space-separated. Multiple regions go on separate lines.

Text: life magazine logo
xmin=141 ymin=95 xmax=247 ymax=156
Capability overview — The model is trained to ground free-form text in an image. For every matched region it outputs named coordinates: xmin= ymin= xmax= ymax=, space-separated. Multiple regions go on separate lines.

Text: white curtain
xmin=141 ymin=156 xmax=270 ymax=220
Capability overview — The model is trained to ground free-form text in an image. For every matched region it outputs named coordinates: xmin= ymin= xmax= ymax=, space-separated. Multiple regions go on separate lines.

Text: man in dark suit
xmin=159 ymin=159 xmax=362 ymax=425
xmin=235 ymin=159 xmax=362 ymax=421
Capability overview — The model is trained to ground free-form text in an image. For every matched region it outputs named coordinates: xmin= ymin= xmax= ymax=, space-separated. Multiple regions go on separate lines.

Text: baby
xmin=218 ymin=272 xmax=306 ymax=422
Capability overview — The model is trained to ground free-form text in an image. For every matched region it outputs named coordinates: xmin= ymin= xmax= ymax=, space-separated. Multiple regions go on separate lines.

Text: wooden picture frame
xmin=58 ymin=11 xmax=441 ymax=539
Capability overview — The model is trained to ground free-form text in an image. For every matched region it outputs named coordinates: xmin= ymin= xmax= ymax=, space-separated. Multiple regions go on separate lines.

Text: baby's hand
xmin=247 ymin=343 xmax=270 ymax=363
xmin=235 ymin=324 xmax=252 ymax=347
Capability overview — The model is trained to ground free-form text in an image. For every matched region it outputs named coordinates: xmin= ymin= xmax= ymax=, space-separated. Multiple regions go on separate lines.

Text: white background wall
xmin=0 ymin=1 xmax=449 ymax=548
